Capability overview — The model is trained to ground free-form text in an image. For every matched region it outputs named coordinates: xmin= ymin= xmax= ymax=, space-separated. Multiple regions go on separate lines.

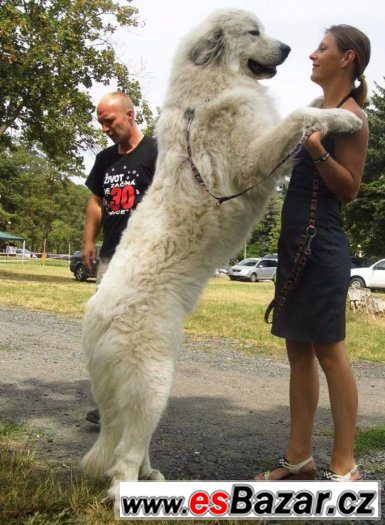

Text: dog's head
xmin=188 ymin=9 xmax=290 ymax=79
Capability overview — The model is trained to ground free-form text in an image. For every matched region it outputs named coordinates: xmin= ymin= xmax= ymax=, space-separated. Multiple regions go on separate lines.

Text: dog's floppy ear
xmin=190 ymin=28 xmax=225 ymax=65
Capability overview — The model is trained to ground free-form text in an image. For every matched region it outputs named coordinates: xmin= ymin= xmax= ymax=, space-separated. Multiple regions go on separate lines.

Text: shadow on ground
xmin=0 ymin=377 xmax=384 ymax=482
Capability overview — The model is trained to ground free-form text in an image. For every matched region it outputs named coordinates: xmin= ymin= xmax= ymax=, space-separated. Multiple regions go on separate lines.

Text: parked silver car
xmin=228 ymin=256 xmax=278 ymax=282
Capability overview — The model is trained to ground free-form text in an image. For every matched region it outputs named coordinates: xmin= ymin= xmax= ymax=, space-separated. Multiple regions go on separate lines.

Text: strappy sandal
xmin=320 ymin=464 xmax=362 ymax=481
xmin=255 ymin=456 xmax=317 ymax=481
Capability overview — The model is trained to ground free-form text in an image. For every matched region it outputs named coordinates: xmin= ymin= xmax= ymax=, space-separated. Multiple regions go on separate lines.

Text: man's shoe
xmin=85 ymin=408 xmax=100 ymax=425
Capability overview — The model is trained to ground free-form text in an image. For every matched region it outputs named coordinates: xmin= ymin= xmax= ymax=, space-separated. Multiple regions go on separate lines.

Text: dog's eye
xmin=249 ymin=30 xmax=260 ymax=36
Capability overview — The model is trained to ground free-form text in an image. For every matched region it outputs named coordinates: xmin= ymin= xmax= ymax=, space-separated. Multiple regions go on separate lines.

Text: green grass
xmin=1 ymin=264 xmax=384 ymax=521
xmin=1 ymin=420 xmax=382 ymax=524
xmin=355 ymin=424 xmax=385 ymax=454
xmin=0 ymin=421 xmax=31 ymax=439
xmin=185 ymin=279 xmax=284 ymax=356
xmin=1 ymin=262 xmax=385 ymax=361
xmin=0 ymin=422 xmax=112 ymax=525
xmin=1 ymin=423 xmax=245 ymax=525
xmin=355 ymin=424 xmax=385 ymax=474
xmin=0 ymin=257 xmax=69 ymax=267
xmin=346 ymin=313 xmax=385 ymax=362
xmin=0 ymin=261 xmax=93 ymax=316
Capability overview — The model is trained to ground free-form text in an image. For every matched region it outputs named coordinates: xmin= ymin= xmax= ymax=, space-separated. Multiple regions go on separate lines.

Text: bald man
xmin=82 ymin=92 xmax=157 ymax=283
xmin=82 ymin=92 xmax=157 ymax=424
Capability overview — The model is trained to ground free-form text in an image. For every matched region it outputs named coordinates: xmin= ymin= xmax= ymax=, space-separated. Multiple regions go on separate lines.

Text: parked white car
xmin=15 ymin=248 xmax=37 ymax=258
xmin=229 ymin=257 xmax=277 ymax=282
xmin=350 ymin=259 xmax=385 ymax=289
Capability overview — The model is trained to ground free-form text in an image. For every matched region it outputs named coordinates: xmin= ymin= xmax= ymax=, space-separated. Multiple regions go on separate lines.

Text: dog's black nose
xmin=280 ymin=43 xmax=291 ymax=57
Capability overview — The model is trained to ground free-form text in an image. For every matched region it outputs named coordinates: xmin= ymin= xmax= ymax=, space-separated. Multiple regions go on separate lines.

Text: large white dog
xmin=81 ymin=9 xmax=361 ymax=500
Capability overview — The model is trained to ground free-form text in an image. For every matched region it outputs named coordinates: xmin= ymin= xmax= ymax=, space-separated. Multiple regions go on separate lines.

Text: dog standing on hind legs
xmin=81 ymin=9 xmax=362 ymax=503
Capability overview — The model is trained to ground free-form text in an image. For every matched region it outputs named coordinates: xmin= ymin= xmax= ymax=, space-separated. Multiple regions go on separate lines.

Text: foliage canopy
xmin=0 ymin=147 xmax=89 ymax=252
xmin=0 ymin=0 xmax=152 ymax=170
xmin=345 ymin=80 xmax=385 ymax=257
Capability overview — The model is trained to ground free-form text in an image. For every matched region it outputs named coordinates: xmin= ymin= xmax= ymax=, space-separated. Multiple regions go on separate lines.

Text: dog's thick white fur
xmin=81 ymin=9 xmax=361 ymax=501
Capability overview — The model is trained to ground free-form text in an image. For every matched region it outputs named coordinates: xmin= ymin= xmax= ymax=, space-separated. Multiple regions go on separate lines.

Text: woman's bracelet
xmin=313 ymin=151 xmax=330 ymax=164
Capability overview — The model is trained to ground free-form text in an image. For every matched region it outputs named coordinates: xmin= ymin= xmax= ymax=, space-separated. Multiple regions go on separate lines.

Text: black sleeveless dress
xmin=271 ymin=136 xmax=350 ymax=344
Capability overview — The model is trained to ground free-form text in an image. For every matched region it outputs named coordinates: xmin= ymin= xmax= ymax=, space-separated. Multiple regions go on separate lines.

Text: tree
xmin=246 ymin=197 xmax=282 ymax=257
xmin=344 ymin=80 xmax=385 ymax=256
xmin=0 ymin=147 xmax=89 ymax=252
xmin=49 ymin=219 xmax=81 ymax=254
xmin=143 ymin=106 xmax=161 ymax=138
xmin=230 ymin=196 xmax=282 ymax=262
xmin=0 ymin=0 xmax=150 ymax=171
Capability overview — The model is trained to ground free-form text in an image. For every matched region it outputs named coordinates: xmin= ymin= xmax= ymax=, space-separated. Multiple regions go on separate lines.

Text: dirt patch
xmin=1 ymin=305 xmax=384 ymax=487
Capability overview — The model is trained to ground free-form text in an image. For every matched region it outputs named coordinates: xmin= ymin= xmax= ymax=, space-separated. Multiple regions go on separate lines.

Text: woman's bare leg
xmin=314 ymin=340 xmax=359 ymax=477
xmin=255 ymin=339 xmax=318 ymax=479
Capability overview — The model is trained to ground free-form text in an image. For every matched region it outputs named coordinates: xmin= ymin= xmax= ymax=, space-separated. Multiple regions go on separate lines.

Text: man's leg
xmin=96 ymin=257 xmax=111 ymax=286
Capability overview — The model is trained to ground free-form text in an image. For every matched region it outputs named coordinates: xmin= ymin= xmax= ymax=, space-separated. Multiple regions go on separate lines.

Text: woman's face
xmin=309 ymin=32 xmax=346 ymax=84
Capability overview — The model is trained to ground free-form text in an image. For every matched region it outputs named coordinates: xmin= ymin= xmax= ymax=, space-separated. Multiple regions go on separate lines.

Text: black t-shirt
xmin=86 ymin=136 xmax=157 ymax=258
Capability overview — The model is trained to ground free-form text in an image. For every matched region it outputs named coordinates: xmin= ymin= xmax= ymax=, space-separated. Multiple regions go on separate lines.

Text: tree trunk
xmin=348 ymin=288 xmax=385 ymax=314
xmin=0 ymin=101 xmax=25 ymax=136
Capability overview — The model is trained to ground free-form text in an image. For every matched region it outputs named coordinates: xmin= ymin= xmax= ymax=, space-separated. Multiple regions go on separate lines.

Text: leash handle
xmin=264 ymin=299 xmax=275 ymax=324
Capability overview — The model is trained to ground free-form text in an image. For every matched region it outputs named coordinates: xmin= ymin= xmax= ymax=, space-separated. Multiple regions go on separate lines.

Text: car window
xmin=257 ymin=260 xmax=268 ymax=267
xmin=373 ymin=261 xmax=385 ymax=271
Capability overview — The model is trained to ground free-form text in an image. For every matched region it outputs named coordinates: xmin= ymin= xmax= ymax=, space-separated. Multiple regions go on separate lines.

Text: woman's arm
xmin=304 ymin=101 xmax=369 ymax=203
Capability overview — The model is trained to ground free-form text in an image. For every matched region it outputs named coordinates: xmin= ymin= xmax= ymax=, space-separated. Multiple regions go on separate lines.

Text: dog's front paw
xmin=324 ymin=108 xmax=362 ymax=134
xmin=305 ymin=108 xmax=362 ymax=135
xmin=107 ymin=479 xmax=121 ymax=510
xmin=293 ymin=107 xmax=362 ymax=137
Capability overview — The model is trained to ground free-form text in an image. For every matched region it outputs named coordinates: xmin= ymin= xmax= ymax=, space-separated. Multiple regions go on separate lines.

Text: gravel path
xmin=1 ymin=305 xmax=384 ymax=510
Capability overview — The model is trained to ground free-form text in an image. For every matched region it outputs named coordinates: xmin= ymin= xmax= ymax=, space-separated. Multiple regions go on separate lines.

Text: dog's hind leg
xmin=139 ymin=448 xmax=165 ymax=480
xmin=81 ymin=403 xmax=123 ymax=478
xmin=82 ymin=339 xmax=129 ymax=478
xmin=106 ymin=354 xmax=174 ymax=501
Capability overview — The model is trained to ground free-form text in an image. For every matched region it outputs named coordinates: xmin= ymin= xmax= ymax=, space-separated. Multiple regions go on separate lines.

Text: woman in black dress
xmin=257 ymin=25 xmax=371 ymax=481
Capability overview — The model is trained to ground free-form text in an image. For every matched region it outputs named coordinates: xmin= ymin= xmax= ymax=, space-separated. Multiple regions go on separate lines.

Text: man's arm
xmin=82 ymin=194 xmax=103 ymax=272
